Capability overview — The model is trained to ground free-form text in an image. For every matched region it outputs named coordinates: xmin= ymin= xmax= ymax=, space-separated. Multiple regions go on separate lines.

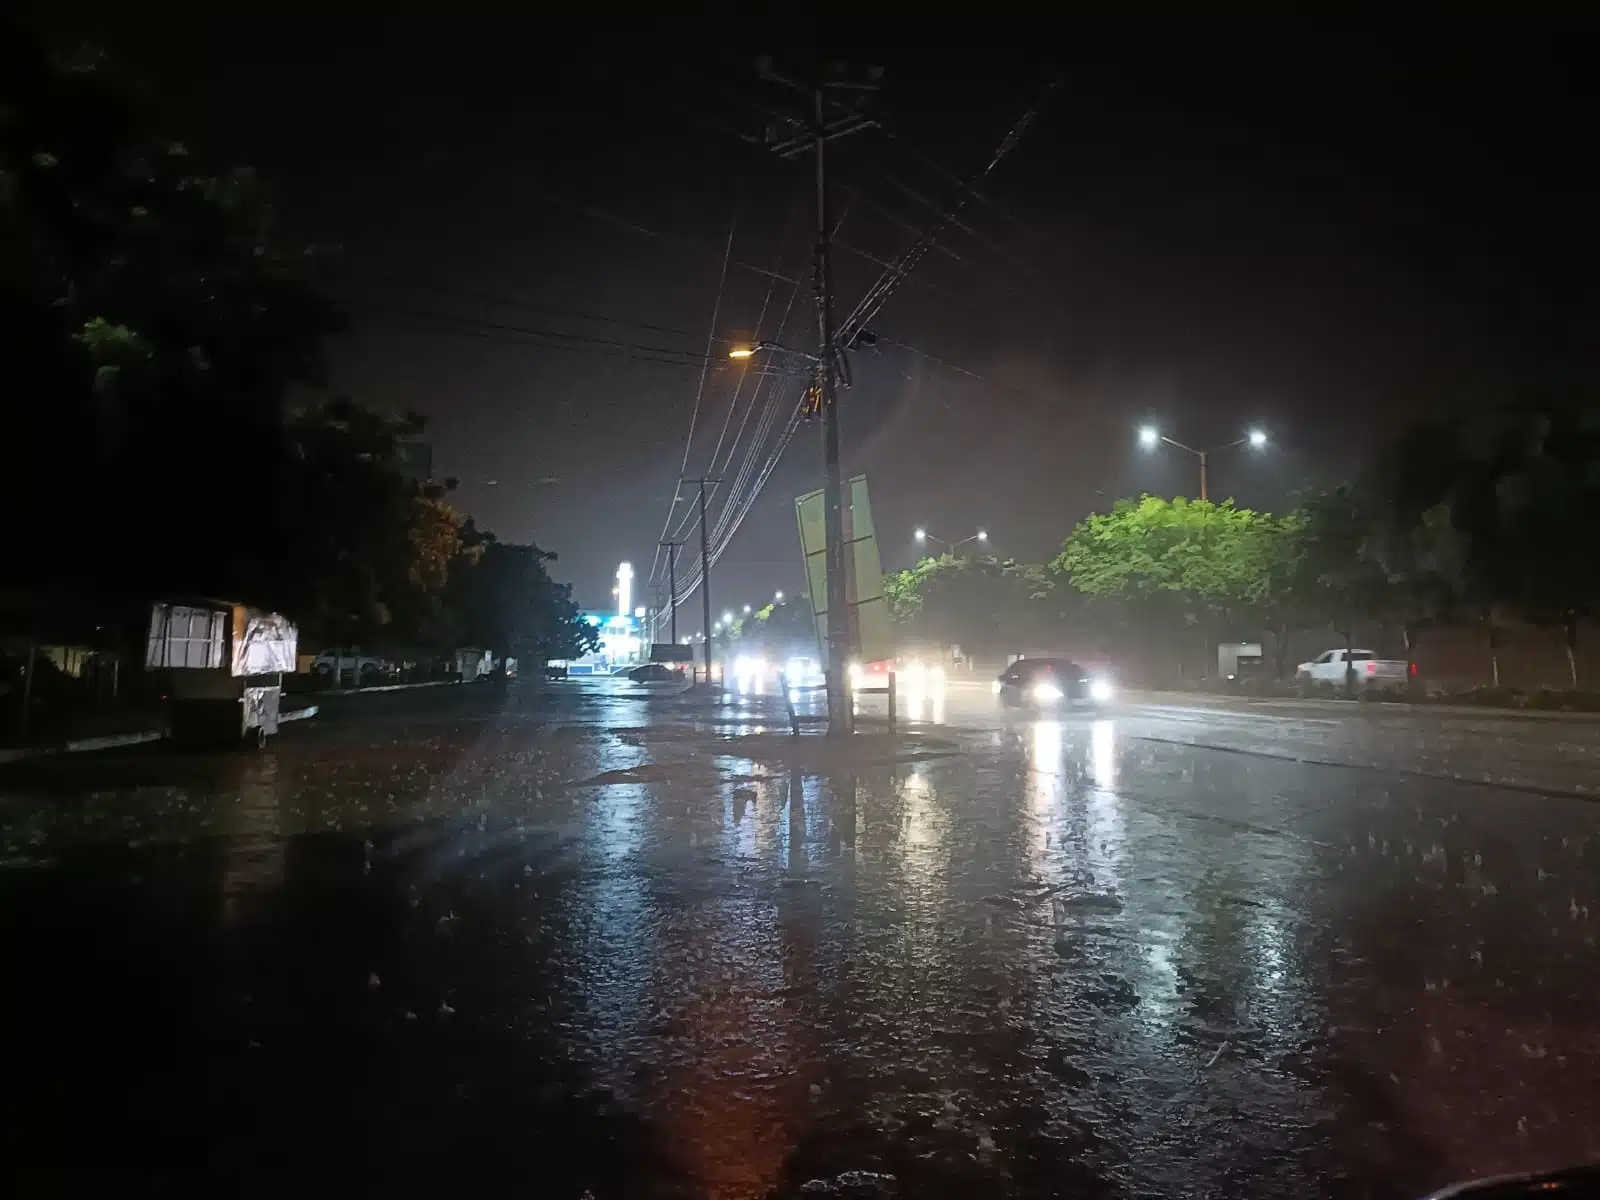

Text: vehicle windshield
xmin=4 ymin=17 xmax=1593 ymax=1198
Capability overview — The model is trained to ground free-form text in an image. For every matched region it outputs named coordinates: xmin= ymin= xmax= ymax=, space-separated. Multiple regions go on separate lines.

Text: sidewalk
xmin=1125 ymin=688 xmax=1600 ymax=723
xmin=0 ymin=700 xmax=323 ymax=766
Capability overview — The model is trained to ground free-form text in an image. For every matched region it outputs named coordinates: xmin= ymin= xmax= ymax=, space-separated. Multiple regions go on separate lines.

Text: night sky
xmin=32 ymin=7 xmax=1599 ymax=625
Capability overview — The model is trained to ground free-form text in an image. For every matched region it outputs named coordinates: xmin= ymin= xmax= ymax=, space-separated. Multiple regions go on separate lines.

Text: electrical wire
xmin=343 ymin=275 xmax=707 ymax=341
xmin=654 ymin=204 xmax=741 ymax=583
xmin=355 ymin=305 xmax=711 ymax=368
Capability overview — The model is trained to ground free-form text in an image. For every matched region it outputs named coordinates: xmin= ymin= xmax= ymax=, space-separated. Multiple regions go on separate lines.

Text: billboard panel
xmin=794 ymin=475 xmax=891 ymax=666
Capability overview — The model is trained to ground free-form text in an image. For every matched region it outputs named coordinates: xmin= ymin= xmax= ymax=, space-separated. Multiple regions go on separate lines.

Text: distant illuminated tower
xmin=616 ymin=562 xmax=633 ymax=618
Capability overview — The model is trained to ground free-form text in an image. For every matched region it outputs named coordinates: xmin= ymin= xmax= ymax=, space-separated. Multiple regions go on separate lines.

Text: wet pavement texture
xmin=2 ymin=679 xmax=1598 ymax=1196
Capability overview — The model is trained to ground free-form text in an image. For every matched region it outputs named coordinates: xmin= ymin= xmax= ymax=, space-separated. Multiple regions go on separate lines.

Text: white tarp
xmin=231 ymin=608 xmax=297 ymax=676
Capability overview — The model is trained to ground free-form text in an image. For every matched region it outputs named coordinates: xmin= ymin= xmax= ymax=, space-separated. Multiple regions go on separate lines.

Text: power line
xmin=343 ymin=275 xmax=707 ymax=341
xmin=838 ymin=73 xmax=1064 ymax=347
xmin=669 ymin=75 xmax=1062 ymax=628
xmin=355 ymin=306 xmax=711 ymax=368
xmin=655 ymin=204 xmax=741 ymax=583
xmin=523 ymin=182 xmax=803 ymax=288
xmin=703 ymin=200 xmax=801 ymax=474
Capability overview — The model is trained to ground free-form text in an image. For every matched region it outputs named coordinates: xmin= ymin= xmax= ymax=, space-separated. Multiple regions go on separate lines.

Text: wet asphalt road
xmin=2 ymin=679 xmax=1597 ymax=1196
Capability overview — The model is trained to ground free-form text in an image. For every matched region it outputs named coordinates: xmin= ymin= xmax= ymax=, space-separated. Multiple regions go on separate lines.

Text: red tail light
xmin=1366 ymin=661 xmax=1376 ymax=675
xmin=1409 ymin=662 xmax=1418 ymax=676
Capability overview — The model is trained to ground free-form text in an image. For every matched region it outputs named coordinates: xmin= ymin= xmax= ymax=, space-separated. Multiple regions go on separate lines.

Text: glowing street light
xmin=742 ymin=604 xmax=752 ymax=614
xmin=774 ymin=590 xmax=784 ymax=602
xmin=722 ymin=610 xmax=734 ymax=625
xmin=915 ymin=528 xmax=990 ymax=553
xmin=1137 ymin=426 xmax=1270 ymax=501
xmin=728 ymin=340 xmax=821 ymax=364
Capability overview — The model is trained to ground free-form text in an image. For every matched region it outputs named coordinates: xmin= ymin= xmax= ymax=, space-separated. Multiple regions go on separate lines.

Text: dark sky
xmin=34 ymin=7 xmax=1599 ymax=625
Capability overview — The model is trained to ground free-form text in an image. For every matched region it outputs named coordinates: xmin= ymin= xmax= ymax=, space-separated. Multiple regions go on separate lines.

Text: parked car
xmin=994 ymin=658 xmax=1114 ymax=711
xmin=626 ymin=662 xmax=679 ymax=683
xmin=1295 ymin=648 xmax=1410 ymax=694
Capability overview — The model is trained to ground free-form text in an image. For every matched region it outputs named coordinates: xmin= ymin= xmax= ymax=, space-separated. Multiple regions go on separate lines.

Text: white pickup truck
xmin=1295 ymin=648 xmax=1410 ymax=694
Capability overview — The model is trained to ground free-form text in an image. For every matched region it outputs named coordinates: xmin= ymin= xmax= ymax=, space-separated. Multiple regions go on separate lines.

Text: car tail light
xmin=1366 ymin=662 xmax=1376 ymax=675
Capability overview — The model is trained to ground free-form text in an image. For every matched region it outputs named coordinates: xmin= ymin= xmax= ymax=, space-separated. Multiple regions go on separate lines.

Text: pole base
xmin=825 ymin=669 xmax=854 ymax=736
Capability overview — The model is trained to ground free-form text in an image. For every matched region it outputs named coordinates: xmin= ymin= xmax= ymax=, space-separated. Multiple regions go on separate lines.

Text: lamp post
xmin=1138 ymin=426 xmax=1267 ymax=502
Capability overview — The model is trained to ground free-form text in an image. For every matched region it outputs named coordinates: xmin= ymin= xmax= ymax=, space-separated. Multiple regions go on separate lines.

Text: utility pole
xmin=688 ymin=478 xmax=719 ymax=686
xmin=698 ymin=479 xmax=713 ymax=686
xmin=658 ymin=540 xmax=681 ymax=642
xmin=753 ymin=60 xmax=878 ymax=733
xmin=812 ymin=83 xmax=852 ymax=734
xmin=1199 ymin=453 xmax=1209 ymax=504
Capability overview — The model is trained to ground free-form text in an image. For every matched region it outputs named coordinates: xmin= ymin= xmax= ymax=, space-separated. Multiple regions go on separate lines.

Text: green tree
xmin=1289 ymin=487 xmax=1395 ymax=693
xmin=884 ymin=554 xmax=1055 ymax=656
xmin=1053 ymin=496 xmax=1278 ymax=676
xmin=2 ymin=32 xmax=339 ymax=604
xmin=277 ymin=399 xmax=469 ymax=649
xmin=740 ymin=596 xmax=818 ymax=657
xmin=447 ymin=539 xmax=597 ymax=667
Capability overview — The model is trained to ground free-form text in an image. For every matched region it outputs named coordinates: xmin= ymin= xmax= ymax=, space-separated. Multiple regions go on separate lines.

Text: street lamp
xmin=1137 ymin=426 xmax=1269 ymax=502
xmin=916 ymin=527 xmax=991 ymax=554
xmin=722 ymin=610 xmax=734 ymax=625
xmin=774 ymin=590 xmax=785 ymax=603
xmin=743 ymin=604 xmax=751 ymax=614
xmin=728 ymin=340 xmax=822 ymax=364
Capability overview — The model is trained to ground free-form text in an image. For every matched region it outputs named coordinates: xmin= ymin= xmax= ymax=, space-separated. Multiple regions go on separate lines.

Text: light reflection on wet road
xmin=1 ymin=678 xmax=1597 ymax=1196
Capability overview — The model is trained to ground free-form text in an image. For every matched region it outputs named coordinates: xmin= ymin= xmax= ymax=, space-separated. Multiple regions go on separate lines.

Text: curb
xmin=1130 ymin=690 xmax=1600 ymax=723
xmin=294 ymin=679 xmax=466 ymax=697
xmin=0 ymin=704 xmax=322 ymax=765
xmin=0 ymin=729 xmax=163 ymax=765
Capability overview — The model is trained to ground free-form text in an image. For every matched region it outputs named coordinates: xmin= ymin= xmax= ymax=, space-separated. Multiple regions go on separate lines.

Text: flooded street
xmin=3 ymin=680 xmax=1598 ymax=1196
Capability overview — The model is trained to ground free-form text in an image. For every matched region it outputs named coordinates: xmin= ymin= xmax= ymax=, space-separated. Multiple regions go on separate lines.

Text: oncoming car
xmin=846 ymin=657 xmax=946 ymax=691
xmin=994 ymin=658 xmax=1114 ymax=711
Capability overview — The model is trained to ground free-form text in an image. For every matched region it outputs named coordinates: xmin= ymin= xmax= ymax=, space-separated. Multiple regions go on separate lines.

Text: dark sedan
xmin=994 ymin=658 xmax=1115 ymax=710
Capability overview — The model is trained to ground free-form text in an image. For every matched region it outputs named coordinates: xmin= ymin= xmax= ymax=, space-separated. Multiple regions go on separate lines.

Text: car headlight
xmin=928 ymin=664 xmax=946 ymax=683
xmin=1089 ymin=677 xmax=1114 ymax=702
xmin=847 ymin=661 xmax=863 ymax=684
xmin=1033 ymin=682 xmax=1064 ymax=702
xmin=991 ymin=680 xmax=1003 ymax=694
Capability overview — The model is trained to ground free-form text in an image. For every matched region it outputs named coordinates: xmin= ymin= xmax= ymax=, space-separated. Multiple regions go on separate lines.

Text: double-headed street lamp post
xmin=914 ymin=528 xmax=989 ymax=554
xmin=1138 ymin=426 xmax=1267 ymax=502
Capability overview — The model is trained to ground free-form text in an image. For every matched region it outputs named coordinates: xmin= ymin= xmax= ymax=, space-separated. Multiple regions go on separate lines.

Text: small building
xmin=560 ymin=611 xmax=644 ymax=675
